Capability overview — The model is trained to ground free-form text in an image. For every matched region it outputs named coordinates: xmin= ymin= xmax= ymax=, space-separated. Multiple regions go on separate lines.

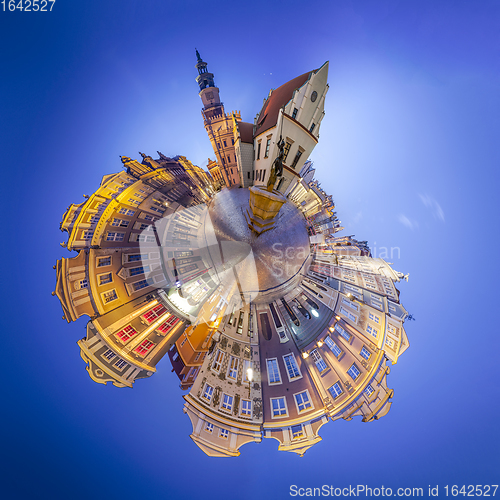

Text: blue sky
xmin=1 ymin=1 xmax=499 ymax=498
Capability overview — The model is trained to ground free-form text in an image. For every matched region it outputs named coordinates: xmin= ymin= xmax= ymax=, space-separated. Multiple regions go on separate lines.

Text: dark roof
xmin=238 ymin=121 xmax=254 ymax=144
xmin=254 ymin=70 xmax=313 ymax=137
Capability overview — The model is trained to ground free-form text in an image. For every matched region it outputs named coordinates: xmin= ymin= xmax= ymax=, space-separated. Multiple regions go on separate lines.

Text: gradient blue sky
xmin=1 ymin=1 xmax=499 ymax=499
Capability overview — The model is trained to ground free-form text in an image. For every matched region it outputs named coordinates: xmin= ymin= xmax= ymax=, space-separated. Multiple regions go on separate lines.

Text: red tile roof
xmin=254 ymin=70 xmax=313 ymax=137
xmin=238 ymin=121 xmax=254 ymax=144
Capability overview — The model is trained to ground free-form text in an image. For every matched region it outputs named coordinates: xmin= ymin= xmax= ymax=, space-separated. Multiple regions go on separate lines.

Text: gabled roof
xmin=238 ymin=121 xmax=254 ymax=144
xmin=254 ymin=70 xmax=313 ymax=137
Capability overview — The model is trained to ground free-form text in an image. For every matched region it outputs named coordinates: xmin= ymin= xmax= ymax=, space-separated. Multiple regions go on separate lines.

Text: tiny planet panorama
xmin=54 ymin=51 xmax=410 ymax=457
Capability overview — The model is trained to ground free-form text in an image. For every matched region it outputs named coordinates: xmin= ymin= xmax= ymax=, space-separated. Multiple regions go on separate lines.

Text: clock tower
xmin=195 ymin=50 xmax=241 ymax=188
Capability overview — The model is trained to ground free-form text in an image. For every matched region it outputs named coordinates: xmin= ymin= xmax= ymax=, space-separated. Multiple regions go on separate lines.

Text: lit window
xmin=360 ymin=347 xmax=371 ymax=360
xmin=111 ymin=218 xmax=129 ymax=227
xmin=212 ymin=349 xmax=224 ymax=373
xmin=219 ymin=428 xmax=229 ymax=439
xmin=291 ymin=424 xmax=303 ymax=439
xmin=347 ymin=364 xmax=360 ymax=380
xmin=204 ymin=422 xmax=214 ymax=433
xmin=135 ymin=340 xmax=155 ymax=356
xmin=102 ymin=289 xmax=118 ymax=304
xmin=241 ymin=399 xmax=252 ymax=416
xmin=99 ymin=273 xmax=113 ymax=285
xmin=264 ymin=138 xmax=271 ymax=158
xmin=328 ymin=382 xmax=343 ymax=399
xmin=243 ymin=360 xmax=252 ymax=382
xmin=97 ymin=256 xmax=111 ymax=267
xmin=367 ymin=325 xmax=378 ymax=338
xmin=310 ymin=349 xmax=328 ymax=372
xmin=106 ymin=232 xmax=125 ymax=242
xmin=266 ymin=358 xmax=281 ymax=385
xmin=202 ymin=384 xmax=214 ymax=401
xmin=283 ymin=353 xmax=301 ymax=380
xmin=157 ymin=316 xmax=179 ymax=334
xmin=365 ymin=384 xmax=375 ymax=397
xmin=227 ymin=356 xmax=239 ymax=380
xmin=294 ymin=391 xmax=312 ymax=412
xmin=221 ymin=393 xmax=233 ymax=411
xmin=102 ymin=349 xmax=116 ymax=361
xmin=324 ymin=336 xmax=342 ymax=357
xmin=142 ymin=304 xmax=167 ymax=323
xmin=116 ymin=325 xmax=137 ymax=343
xmin=271 ymin=397 xmax=287 ymax=417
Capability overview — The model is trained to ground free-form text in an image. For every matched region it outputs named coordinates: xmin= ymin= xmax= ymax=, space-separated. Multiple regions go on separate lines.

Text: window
xmin=385 ymin=337 xmax=394 ymax=348
xmin=97 ymin=256 xmax=111 ymax=267
xmin=309 ymin=123 xmax=316 ymax=133
xmin=266 ymin=358 xmax=281 ymax=385
xmin=135 ymin=340 xmax=155 ymax=356
xmin=360 ymin=347 xmax=371 ymax=360
xmin=365 ymin=384 xmax=375 ymax=397
xmin=290 ymin=149 xmax=303 ymax=169
xmin=143 ymin=304 xmax=167 ymax=323
xmin=130 ymin=265 xmax=150 ymax=276
xmin=102 ymin=349 xmax=116 ymax=361
xmin=367 ymin=325 xmax=378 ymax=338
xmin=329 ymin=382 xmax=343 ymax=399
xmin=264 ymin=138 xmax=271 ymax=158
xmin=157 ymin=315 xmax=179 ymax=334
xmin=221 ymin=394 xmax=233 ymax=411
xmin=132 ymin=279 xmax=149 ymax=291
xmin=369 ymin=312 xmax=381 ymax=324
xmin=292 ymin=107 xmax=298 ymax=119
xmin=102 ymin=289 xmax=118 ymax=304
xmin=119 ymin=207 xmax=135 ymax=216
xmin=194 ymin=352 xmax=201 ymax=362
xmin=89 ymin=215 xmax=100 ymax=224
xmin=227 ymin=356 xmax=239 ymax=380
xmin=335 ymin=323 xmax=350 ymax=341
xmin=347 ymin=364 xmax=360 ymax=380
xmin=143 ymin=214 xmax=158 ymax=222
xmin=137 ymin=234 xmax=156 ymax=243
xmin=241 ymin=399 xmax=252 ymax=416
xmin=294 ymin=391 xmax=312 ymax=412
xmin=223 ymin=140 xmax=227 ymax=147
xmin=202 ymin=384 xmax=214 ymax=401
xmin=243 ymin=360 xmax=252 ymax=382
xmin=324 ymin=336 xmax=342 ymax=357
xmin=78 ymin=279 xmax=89 ymax=289
xmin=283 ymin=353 xmax=301 ymax=380
xmin=127 ymin=254 xmax=148 ymax=262
xmin=340 ymin=306 xmax=356 ymax=322
xmin=106 ymin=232 xmax=124 ymax=242
xmin=114 ymin=359 xmax=128 ymax=371
xmin=112 ymin=218 xmax=129 ymax=227
xmin=271 ymin=397 xmax=287 ymax=417
xmin=116 ymin=325 xmax=137 ymax=343
xmin=149 ymin=206 xmax=164 ymax=214
xmin=291 ymin=424 xmax=304 ymax=439
xmin=82 ymin=230 xmax=94 ymax=240
xmin=139 ymin=223 xmax=153 ymax=231
xmin=98 ymin=273 xmax=113 ymax=285
xmin=283 ymin=141 xmax=292 ymax=162
xmin=257 ymin=142 xmax=261 ymax=160
xmin=219 ymin=428 xmax=229 ymax=439
xmin=212 ymin=349 xmax=224 ymax=373
xmin=310 ymin=349 xmax=328 ymax=372
xmin=204 ymin=422 xmax=214 ymax=433
xmin=227 ymin=155 xmax=231 ymax=163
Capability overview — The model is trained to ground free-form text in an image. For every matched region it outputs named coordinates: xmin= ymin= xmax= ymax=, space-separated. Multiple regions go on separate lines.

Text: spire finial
xmin=196 ymin=48 xmax=202 ymax=62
